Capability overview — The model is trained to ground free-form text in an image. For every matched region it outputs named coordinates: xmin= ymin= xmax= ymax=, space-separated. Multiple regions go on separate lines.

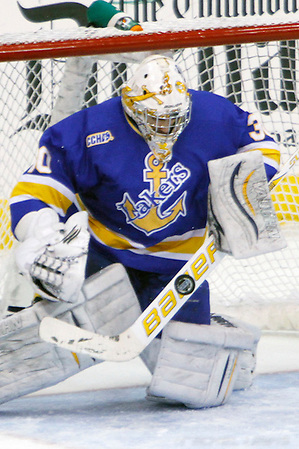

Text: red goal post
xmin=0 ymin=17 xmax=299 ymax=328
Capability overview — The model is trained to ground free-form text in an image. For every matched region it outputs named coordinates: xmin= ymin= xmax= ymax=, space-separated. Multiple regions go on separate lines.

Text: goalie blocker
xmin=208 ymin=151 xmax=286 ymax=258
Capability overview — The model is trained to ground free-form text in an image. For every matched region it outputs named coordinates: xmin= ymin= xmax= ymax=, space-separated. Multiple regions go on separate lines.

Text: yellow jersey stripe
xmin=10 ymin=182 xmax=73 ymax=215
xmin=89 ymin=215 xmax=206 ymax=259
xmin=256 ymin=148 xmax=280 ymax=167
xmin=15 ymin=173 xmax=76 ymax=199
xmin=145 ymin=234 xmax=206 ymax=254
xmin=238 ymin=142 xmax=280 ymax=162
xmin=89 ymin=216 xmax=143 ymax=250
xmin=238 ymin=146 xmax=280 ymax=171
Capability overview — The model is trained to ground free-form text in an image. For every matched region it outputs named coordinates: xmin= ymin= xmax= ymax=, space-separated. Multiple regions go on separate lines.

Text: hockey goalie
xmin=0 ymin=54 xmax=285 ymax=408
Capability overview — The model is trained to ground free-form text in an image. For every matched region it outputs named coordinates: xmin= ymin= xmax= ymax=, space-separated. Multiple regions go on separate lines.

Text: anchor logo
xmin=116 ymin=154 xmax=190 ymax=235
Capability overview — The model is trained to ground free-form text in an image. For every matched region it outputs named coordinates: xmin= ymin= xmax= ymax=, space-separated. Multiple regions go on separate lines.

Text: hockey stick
xmin=39 ymin=148 xmax=299 ymax=361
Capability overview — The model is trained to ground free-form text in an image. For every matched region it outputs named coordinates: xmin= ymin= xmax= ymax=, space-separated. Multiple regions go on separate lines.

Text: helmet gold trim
xmin=121 ymin=55 xmax=191 ymax=163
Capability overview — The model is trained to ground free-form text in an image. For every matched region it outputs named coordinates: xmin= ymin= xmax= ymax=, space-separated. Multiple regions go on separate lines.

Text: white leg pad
xmin=147 ymin=317 xmax=259 ymax=409
xmin=211 ymin=314 xmax=261 ymax=391
xmin=0 ymin=263 xmax=141 ymax=405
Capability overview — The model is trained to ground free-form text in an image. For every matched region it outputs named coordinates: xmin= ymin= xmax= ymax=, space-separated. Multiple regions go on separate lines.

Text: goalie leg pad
xmin=210 ymin=314 xmax=261 ymax=391
xmin=0 ymin=263 xmax=141 ymax=405
xmin=147 ymin=317 xmax=258 ymax=409
xmin=142 ymin=314 xmax=261 ymax=392
xmin=0 ymin=307 xmax=92 ymax=405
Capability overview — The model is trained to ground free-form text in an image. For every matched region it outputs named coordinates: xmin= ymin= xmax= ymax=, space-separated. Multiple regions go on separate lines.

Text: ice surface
xmin=0 ymin=372 xmax=298 ymax=449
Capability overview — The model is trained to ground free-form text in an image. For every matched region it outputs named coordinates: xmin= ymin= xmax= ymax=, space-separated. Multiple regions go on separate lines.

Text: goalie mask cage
xmin=0 ymin=17 xmax=299 ymax=329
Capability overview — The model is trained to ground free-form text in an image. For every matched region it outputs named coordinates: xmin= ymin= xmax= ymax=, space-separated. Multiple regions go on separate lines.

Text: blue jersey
xmin=10 ymin=90 xmax=280 ymax=275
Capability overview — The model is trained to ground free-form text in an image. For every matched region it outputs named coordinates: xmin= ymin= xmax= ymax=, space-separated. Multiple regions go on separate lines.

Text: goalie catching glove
xmin=207 ymin=151 xmax=286 ymax=259
xmin=15 ymin=209 xmax=90 ymax=303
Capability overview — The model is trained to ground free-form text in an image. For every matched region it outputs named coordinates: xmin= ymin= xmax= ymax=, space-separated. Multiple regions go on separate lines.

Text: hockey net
xmin=0 ymin=17 xmax=299 ymax=329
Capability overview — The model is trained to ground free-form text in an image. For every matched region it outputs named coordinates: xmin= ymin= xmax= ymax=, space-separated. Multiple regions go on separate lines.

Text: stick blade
xmin=39 ymin=317 xmax=141 ymax=362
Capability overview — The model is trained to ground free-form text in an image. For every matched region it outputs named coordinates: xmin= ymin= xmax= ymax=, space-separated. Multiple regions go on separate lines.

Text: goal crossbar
xmin=1 ymin=21 xmax=299 ymax=62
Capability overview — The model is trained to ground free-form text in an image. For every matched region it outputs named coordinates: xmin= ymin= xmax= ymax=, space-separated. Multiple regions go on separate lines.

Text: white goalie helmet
xmin=121 ymin=54 xmax=191 ymax=163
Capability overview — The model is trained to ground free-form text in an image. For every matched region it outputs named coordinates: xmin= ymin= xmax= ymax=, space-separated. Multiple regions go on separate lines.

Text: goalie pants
xmin=85 ymin=247 xmax=210 ymax=326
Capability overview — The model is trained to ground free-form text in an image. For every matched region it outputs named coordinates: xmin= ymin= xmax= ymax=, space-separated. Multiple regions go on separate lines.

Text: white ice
xmin=0 ymin=333 xmax=298 ymax=449
xmin=0 ymin=372 xmax=298 ymax=449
